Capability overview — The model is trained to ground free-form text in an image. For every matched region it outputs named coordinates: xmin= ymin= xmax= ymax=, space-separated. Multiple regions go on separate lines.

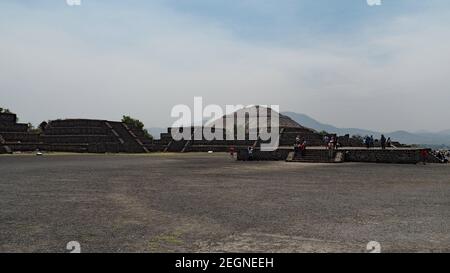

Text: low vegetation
xmin=121 ymin=115 xmax=153 ymax=139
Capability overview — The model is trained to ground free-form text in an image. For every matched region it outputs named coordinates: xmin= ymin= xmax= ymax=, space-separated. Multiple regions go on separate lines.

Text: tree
xmin=0 ymin=107 xmax=12 ymax=114
xmin=121 ymin=115 xmax=153 ymax=139
xmin=27 ymin=123 xmax=42 ymax=134
xmin=351 ymin=134 xmax=363 ymax=141
xmin=39 ymin=121 xmax=48 ymax=131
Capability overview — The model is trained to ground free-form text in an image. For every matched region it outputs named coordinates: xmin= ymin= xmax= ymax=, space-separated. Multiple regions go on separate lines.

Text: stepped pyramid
xmin=154 ymin=105 xmax=328 ymax=152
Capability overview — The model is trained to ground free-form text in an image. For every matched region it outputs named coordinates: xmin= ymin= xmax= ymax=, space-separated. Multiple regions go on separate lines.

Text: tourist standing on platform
xmin=328 ymin=137 xmax=335 ymax=159
xmin=300 ymin=140 xmax=307 ymax=157
xmin=323 ymin=135 xmax=329 ymax=147
xmin=386 ymin=137 xmax=392 ymax=148
xmin=365 ymin=136 xmax=370 ymax=149
xmin=380 ymin=135 xmax=387 ymax=150
xmin=229 ymin=146 xmax=235 ymax=158
xmin=247 ymin=146 xmax=254 ymax=161
xmin=330 ymin=136 xmax=335 ymax=148
xmin=420 ymin=149 xmax=428 ymax=165
xmin=294 ymin=135 xmax=301 ymax=157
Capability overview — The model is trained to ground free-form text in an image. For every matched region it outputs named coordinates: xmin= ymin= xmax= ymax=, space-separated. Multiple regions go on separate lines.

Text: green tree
xmin=0 ymin=107 xmax=12 ymax=114
xmin=121 ymin=115 xmax=153 ymax=139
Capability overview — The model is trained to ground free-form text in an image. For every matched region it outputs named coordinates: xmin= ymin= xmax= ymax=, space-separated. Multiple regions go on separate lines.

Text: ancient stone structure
xmin=39 ymin=119 xmax=152 ymax=153
xmin=0 ymin=113 xmax=40 ymax=153
xmin=1 ymin=109 xmax=446 ymax=164
xmin=153 ymin=106 xmax=331 ymax=152
xmin=238 ymin=146 xmax=440 ymax=164
xmin=1 ymin=114 xmax=153 ymax=153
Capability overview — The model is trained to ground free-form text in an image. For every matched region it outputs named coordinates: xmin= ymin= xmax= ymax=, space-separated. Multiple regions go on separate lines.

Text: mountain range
xmin=147 ymin=112 xmax=450 ymax=148
xmin=283 ymin=112 xmax=450 ymax=148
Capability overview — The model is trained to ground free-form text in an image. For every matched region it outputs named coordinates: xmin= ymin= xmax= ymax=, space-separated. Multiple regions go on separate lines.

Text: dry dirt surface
xmin=0 ymin=153 xmax=449 ymax=253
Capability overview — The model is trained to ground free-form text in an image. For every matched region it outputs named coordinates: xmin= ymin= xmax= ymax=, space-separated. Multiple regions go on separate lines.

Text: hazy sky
xmin=1 ymin=0 xmax=449 ymax=132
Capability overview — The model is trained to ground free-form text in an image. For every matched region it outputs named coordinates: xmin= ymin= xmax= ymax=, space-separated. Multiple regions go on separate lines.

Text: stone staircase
xmin=122 ymin=123 xmax=150 ymax=153
xmin=108 ymin=122 xmax=149 ymax=153
xmin=0 ymin=134 xmax=12 ymax=154
xmin=286 ymin=149 xmax=344 ymax=163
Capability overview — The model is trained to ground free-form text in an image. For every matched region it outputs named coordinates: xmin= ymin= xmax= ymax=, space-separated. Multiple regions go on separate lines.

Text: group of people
xmin=364 ymin=135 xmax=392 ymax=149
xmin=294 ymin=135 xmax=340 ymax=158
xmin=323 ymin=135 xmax=339 ymax=150
xmin=432 ymin=150 xmax=449 ymax=163
xmin=294 ymin=136 xmax=307 ymax=157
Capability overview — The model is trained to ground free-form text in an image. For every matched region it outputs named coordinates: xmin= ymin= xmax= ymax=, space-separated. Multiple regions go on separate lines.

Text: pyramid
xmin=154 ymin=105 xmax=327 ymax=152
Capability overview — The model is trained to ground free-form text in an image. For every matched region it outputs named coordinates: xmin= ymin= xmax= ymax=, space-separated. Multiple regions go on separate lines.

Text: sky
xmin=1 ymin=0 xmax=449 ymax=132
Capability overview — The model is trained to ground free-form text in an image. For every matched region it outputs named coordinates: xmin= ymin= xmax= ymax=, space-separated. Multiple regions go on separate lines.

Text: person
xmin=435 ymin=150 xmax=448 ymax=163
xmin=328 ymin=139 xmax=334 ymax=159
xmin=329 ymin=136 xmax=335 ymax=149
xmin=380 ymin=135 xmax=387 ymax=150
xmin=370 ymin=135 xmax=375 ymax=148
xmin=294 ymin=135 xmax=302 ymax=157
xmin=386 ymin=137 xmax=392 ymax=148
xmin=229 ymin=146 xmax=235 ymax=158
xmin=420 ymin=149 xmax=428 ymax=165
xmin=364 ymin=136 xmax=370 ymax=149
xmin=247 ymin=146 xmax=254 ymax=161
xmin=323 ymin=135 xmax=330 ymax=147
xmin=300 ymin=140 xmax=307 ymax=157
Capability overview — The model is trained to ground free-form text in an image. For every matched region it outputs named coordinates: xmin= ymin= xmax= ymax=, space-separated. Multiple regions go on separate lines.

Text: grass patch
xmin=148 ymin=231 xmax=184 ymax=252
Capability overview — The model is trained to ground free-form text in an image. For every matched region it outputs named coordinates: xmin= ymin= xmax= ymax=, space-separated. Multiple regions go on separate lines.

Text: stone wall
xmin=0 ymin=113 xmax=17 ymax=123
xmin=237 ymin=148 xmax=290 ymax=161
xmin=39 ymin=119 xmax=151 ymax=153
xmin=237 ymin=147 xmax=444 ymax=164
xmin=155 ymin=125 xmax=328 ymax=152
xmin=0 ymin=113 xmax=38 ymax=152
xmin=0 ymin=117 xmax=154 ymax=153
xmin=343 ymin=149 xmax=431 ymax=164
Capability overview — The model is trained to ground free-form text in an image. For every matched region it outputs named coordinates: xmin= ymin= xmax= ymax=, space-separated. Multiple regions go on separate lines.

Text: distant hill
xmin=438 ymin=129 xmax=450 ymax=135
xmin=282 ymin=112 xmax=379 ymax=137
xmin=283 ymin=112 xmax=450 ymax=147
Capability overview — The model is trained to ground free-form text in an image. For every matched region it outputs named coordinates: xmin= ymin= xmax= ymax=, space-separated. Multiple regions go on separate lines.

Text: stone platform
xmin=0 ymin=114 xmax=153 ymax=153
xmin=237 ymin=147 xmax=444 ymax=164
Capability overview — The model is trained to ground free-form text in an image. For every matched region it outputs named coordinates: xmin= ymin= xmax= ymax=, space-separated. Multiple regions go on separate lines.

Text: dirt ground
xmin=0 ymin=153 xmax=449 ymax=253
